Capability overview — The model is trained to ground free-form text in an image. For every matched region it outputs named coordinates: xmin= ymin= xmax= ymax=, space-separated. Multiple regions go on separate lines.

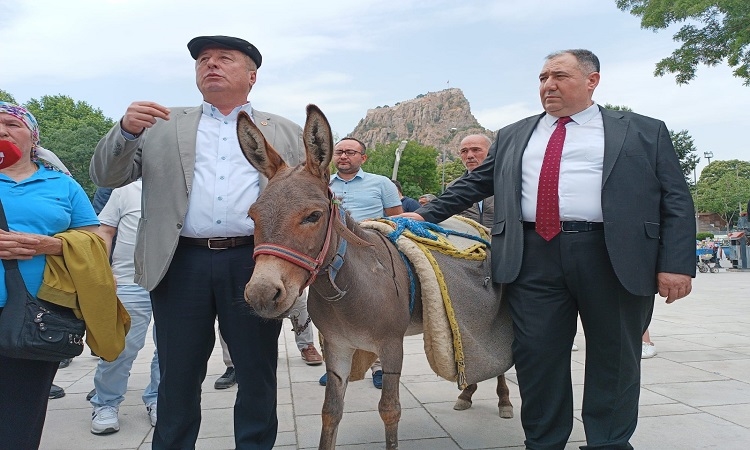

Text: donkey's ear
xmin=303 ymin=104 xmax=333 ymax=182
xmin=237 ymin=111 xmax=287 ymax=180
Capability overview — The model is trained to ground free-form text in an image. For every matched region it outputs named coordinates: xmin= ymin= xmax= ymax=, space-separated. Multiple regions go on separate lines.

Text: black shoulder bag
xmin=0 ymin=199 xmax=86 ymax=361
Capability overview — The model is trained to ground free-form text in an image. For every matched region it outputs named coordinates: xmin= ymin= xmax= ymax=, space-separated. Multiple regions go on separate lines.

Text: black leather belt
xmin=179 ymin=236 xmax=254 ymax=250
xmin=523 ymin=221 xmax=604 ymax=232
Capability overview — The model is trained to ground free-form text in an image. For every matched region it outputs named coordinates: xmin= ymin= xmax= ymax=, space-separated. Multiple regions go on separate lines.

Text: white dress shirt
xmin=521 ymin=103 xmax=605 ymax=222
xmin=181 ymin=102 xmax=260 ymax=238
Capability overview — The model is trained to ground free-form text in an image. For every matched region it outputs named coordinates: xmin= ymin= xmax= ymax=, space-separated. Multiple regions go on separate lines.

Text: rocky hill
xmin=349 ymin=88 xmax=494 ymax=158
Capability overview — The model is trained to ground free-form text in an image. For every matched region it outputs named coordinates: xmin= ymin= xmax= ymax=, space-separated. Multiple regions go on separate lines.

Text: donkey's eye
xmin=301 ymin=211 xmax=323 ymax=224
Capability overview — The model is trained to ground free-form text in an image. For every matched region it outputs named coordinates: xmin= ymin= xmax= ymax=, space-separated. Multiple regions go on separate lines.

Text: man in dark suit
xmin=403 ymin=49 xmax=695 ymax=449
xmin=90 ymin=36 xmax=304 ymax=449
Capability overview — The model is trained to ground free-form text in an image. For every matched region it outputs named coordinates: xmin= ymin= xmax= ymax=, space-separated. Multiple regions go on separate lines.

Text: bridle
xmin=252 ymin=189 xmax=371 ymax=297
xmin=252 ymin=193 xmax=339 ymax=295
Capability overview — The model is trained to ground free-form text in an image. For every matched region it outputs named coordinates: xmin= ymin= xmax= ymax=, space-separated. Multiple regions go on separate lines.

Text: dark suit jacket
xmin=448 ymin=173 xmax=494 ymax=228
xmin=418 ymin=106 xmax=696 ymax=296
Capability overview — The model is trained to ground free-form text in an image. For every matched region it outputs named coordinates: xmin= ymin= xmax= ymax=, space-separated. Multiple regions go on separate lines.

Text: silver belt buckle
xmin=207 ymin=238 xmax=227 ymax=250
xmin=560 ymin=222 xmax=578 ymax=233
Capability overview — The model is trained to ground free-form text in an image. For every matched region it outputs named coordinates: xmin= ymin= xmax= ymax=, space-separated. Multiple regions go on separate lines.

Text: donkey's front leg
xmin=319 ymin=345 xmax=354 ymax=450
xmin=379 ymin=342 xmax=405 ymax=449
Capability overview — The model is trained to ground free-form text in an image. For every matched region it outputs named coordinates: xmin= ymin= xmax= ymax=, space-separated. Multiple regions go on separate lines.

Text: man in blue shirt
xmin=329 ymin=137 xmax=403 ymax=221
xmin=323 ymin=137 xmax=403 ymax=388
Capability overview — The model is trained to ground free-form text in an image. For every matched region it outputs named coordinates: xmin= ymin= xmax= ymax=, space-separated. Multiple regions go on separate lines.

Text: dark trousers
xmin=0 ymin=307 xmax=59 ymax=450
xmin=150 ymin=243 xmax=282 ymax=450
xmin=505 ymin=229 xmax=653 ymax=450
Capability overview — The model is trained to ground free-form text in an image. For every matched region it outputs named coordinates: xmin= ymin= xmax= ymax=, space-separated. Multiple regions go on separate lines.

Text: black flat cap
xmin=187 ymin=35 xmax=262 ymax=68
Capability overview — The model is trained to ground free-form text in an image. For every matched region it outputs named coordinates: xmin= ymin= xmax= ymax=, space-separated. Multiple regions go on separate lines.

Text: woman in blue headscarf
xmin=0 ymin=101 xmax=100 ymax=449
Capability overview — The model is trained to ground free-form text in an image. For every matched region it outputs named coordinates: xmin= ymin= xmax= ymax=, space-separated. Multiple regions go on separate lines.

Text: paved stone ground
xmin=41 ymin=267 xmax=750 ymax=449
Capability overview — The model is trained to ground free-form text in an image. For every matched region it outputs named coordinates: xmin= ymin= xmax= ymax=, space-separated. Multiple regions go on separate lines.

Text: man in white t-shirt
xmin=90 ymin=180 xmax=160 ymax=435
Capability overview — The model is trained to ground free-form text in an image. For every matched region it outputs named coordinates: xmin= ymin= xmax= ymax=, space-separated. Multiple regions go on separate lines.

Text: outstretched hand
xmin=394 ymin=212 xmax=425 ymax=221
xmin=657 ymin=272 xmax=692 ymax=304
xmin=121 ymin=101 xmax=171 ymax=136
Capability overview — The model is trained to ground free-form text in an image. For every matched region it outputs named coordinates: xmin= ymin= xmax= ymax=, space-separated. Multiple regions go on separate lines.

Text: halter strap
xmin=253 ymin=192 xmax=340 ymax=294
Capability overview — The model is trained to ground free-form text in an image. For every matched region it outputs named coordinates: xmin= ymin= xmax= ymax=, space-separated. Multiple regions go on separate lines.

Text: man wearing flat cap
xmin=91 ymin=35 xmax=304 ymax=449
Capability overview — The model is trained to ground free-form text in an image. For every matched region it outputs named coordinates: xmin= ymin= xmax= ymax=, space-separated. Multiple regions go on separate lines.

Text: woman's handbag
xmin=0 ymin=200 xmax=86 ymax=361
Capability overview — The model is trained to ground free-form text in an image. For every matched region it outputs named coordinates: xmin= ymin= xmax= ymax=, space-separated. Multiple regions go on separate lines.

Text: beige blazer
xmin=90 ymin=106 xmax=304 ymax=291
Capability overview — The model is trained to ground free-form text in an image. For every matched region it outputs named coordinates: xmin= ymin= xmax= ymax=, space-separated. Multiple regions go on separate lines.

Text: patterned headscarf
xmin=0 ymin=101 xmax=69 ymax=174
xmin=0 ymin=101 xmax=40 ymax=147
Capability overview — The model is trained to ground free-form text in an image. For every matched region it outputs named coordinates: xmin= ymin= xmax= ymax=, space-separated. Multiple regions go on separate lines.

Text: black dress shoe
xmin=58 ymin=358 xmax=72 ymax=369
xmin=86 ymin=388 xmax=96 ymax=401
xmin=214 ymin=367 xmax=236 ymax=389
xmin=49 ymin=384 xmax=66 ymax=399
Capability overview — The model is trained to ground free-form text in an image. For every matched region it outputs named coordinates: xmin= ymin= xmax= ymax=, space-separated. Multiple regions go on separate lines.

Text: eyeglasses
xmin=333 ymin=149 xmax=364 ymax=157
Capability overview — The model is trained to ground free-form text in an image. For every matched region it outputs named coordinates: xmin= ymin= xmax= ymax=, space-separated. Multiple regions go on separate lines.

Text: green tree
xmin=616 ymin=0 xmax=750 ymax=85
xmin=25 ymin=95 xmax=115 ymax=138
xmin=43 ymin=126 xmax=106 ymax=196
xmin=602 ymin=103 xmax=699 ymax=186
xmin=671 ymin=130 xmax=701 ymax=187
xmin=23 ymin=95 xmax=115 ymax=197
xmin=694 ymin=159 xmax=750 ymax=230
xmin=440 ymin=159 xmax=467 ymax=186
xmin=361 ymin=143 xmax=395 ymax=178
xmin=601 ymin=103 xmax=633 ymax=112
xmin=398 ymin=142 xmax=440 ymax=197
xmin=362 ymin=141 xmax=440 ymax=198
xmin=698 ymin=159 xmax=750 ymax=184
xmin=0 ymin=89 xmax=17 ymax=103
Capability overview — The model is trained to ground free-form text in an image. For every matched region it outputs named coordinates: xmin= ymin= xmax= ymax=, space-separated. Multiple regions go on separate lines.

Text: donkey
xmin=455 ymin=375 xmax=513 ymax=417
xmin=237 ymin=104 xmax=510 ymax=449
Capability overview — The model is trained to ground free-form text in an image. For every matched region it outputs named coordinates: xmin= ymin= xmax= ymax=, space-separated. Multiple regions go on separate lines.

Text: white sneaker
xmin=572 ymin=343 xmax=579 ymax=351
xmin=146 ymin=402 xmax=157 ymax=427
xmin=641 ymin=342 xmax=657 ymax=359
xmin=91 ymin=405 xmax=120 ymax=435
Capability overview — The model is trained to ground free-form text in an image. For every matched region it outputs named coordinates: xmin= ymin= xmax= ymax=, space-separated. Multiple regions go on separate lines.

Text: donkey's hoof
xmin=499 ymin=405 xmax=514 ymax=419
xmin=453 ymin=399 xmax=472 ymax=410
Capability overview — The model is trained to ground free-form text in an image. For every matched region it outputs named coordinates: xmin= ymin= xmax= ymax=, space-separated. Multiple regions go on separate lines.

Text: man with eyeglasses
xmin=329 ymin=137 xmax=403 ymax=222
xmin=320 ymin=137 xmax=403 ymax=388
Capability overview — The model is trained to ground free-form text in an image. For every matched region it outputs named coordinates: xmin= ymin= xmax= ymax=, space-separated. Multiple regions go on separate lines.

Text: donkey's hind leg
xmin=318 ymin=345 xmax=355 ymax=450
xmin=379 ymin=342 xmax=405 ymax=450
xmin=454 ymin=383 xmax=478 ymax=410
xmin=496 ymin=374 xmax=513 ymax=418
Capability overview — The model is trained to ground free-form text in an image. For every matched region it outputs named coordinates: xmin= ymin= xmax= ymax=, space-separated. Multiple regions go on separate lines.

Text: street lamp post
xmin=442 ymin=128 xmax=457 ymax=193
xmin=391 ymin=140 xmax=408 ymax=180
xmin=441 ymin=146 xmax=446 ymax=193
xmin=694 ymin=166 xmax=699 ymax=233
xmin=701 ymin=152 xmax=715 ymax=234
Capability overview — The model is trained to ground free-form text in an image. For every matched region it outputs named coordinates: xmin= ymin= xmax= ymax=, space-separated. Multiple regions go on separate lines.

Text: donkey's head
xmin=237 ymin=104 xmax=334 ymax=318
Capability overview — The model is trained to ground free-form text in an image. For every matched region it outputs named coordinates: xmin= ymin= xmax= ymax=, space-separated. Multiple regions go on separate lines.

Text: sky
xmin=2 ymin=0 xmax=747 ymax=178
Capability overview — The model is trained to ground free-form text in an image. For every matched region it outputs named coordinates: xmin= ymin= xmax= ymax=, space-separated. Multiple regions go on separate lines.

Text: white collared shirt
xmin=521 ymin=103 xmax=605 ymax=222
xmin=181 ymin=102 xmax=260 ymax=238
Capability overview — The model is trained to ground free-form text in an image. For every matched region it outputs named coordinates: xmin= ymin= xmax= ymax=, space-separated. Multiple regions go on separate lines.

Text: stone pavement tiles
xmin=40 ymin=269 xmax=750 ymax=449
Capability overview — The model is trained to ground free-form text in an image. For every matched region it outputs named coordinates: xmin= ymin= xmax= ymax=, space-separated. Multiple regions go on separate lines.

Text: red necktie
xmin=536 ymin=116 xmax=572 ymax=241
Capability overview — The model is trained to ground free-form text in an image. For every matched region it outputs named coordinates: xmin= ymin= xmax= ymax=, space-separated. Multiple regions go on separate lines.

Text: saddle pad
xmin=361 ymin=216 xmax=513 ymax=388
xmin=436 ymin=216 xmax=490 ymax=251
